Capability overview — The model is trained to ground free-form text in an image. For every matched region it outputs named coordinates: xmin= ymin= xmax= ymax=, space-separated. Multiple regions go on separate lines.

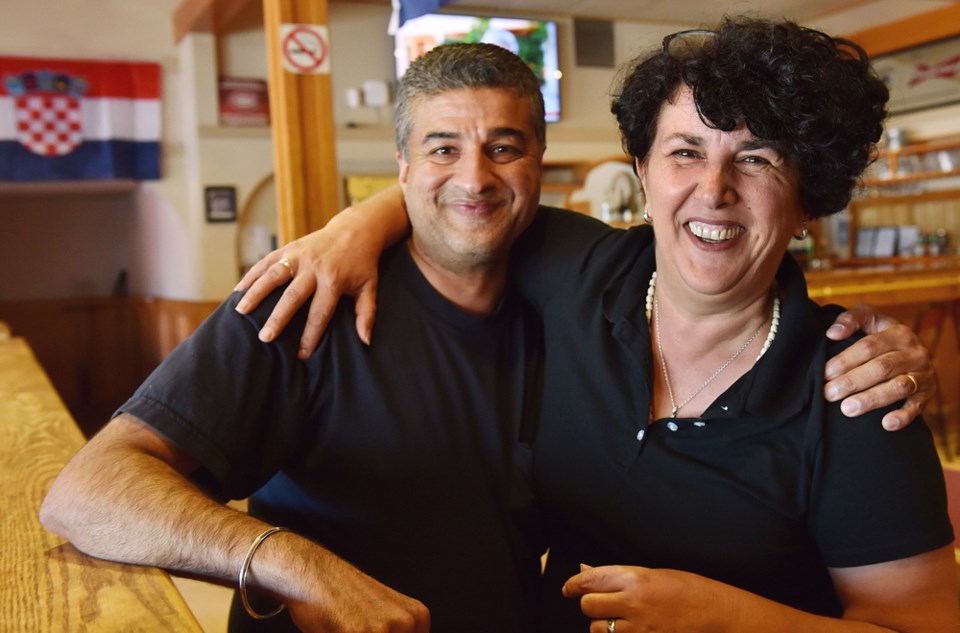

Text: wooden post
xmin=262 ymin=0 xmax=340 ymax=242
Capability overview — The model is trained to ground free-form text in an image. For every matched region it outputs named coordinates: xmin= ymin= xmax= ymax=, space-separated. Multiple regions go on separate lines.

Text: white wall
xmin=0 ymin=0 xmax=193 ymax=300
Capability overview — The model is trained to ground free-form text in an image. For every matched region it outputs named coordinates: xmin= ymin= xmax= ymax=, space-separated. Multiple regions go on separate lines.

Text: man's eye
xmin=741 ymin=155 xmax=771 ymax=165
xmin=430 ymin=146 xmax=455 ymax=156
xmin=488 ymin=144 xmax=523 ymax=163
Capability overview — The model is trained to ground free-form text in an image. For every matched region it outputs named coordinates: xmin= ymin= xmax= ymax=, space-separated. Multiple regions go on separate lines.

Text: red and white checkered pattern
xmin=15 ymin=93 xmax=82 ymax=157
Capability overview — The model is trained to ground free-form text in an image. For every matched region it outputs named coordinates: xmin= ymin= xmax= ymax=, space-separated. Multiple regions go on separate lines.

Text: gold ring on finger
xmin=279 ymin=257 xmax=294 ymax=278
xmin=904 ymin=372 xmax=919 ymax=397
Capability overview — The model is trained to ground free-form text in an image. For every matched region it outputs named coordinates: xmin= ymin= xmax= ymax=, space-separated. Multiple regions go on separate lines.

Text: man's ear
xmin=397 ymin=151 xmax=409 ymax=190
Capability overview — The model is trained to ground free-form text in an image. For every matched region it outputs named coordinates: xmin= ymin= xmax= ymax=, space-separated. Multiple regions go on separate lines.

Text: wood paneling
xmin=0 ymin=297 xmax=218 ymax=436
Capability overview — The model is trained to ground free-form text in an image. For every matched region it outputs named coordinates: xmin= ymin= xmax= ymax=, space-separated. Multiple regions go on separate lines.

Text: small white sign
xmin=280 ymin=24 xmax=330 ymax=74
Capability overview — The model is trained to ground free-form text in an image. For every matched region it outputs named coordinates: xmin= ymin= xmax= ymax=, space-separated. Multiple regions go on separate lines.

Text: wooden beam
xmin=263 ymin=0 xmax=340 ymax=242
xmin=848 ymin=3 xmax=960 ymax=57
xmin=173 ymin=0 xmax=255 ymax=43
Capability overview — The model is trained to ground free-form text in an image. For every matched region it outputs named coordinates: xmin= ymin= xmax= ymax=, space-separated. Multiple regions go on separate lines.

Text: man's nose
xmin=452 ymin=150 xmax=498 ymax=194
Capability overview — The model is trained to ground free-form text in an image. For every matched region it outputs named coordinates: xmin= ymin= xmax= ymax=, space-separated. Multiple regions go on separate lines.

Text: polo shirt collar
xmin=603 ymin=245 xmax=821 ymax=423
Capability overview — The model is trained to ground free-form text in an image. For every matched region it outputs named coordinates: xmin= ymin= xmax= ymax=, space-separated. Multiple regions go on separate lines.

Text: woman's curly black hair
xmin=612 ymin=17 xmax=889 ymax=218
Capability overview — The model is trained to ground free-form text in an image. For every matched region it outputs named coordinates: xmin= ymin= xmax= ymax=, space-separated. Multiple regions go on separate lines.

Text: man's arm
xmin=39 ymin=414 xmax=429 ymax=633
xmin=823 ymin=304 xmax=934 ymax=431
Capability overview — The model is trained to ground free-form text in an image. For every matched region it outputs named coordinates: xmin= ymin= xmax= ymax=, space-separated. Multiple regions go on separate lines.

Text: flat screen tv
xmin=394 ymin=13 xmax=561 ymax=122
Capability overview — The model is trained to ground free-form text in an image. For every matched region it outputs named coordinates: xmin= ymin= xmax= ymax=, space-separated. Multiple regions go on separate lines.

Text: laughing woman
xmin=237 ymin=18 xmax=957 ymax=632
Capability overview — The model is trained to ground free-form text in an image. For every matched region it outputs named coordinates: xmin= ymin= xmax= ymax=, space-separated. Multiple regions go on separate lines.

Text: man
xmin=40 ymin=43 xmax=549 ymax=633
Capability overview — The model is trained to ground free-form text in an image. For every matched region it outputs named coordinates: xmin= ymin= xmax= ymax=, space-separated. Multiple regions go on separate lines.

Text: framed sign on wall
xmin=205 ymin=185 xmax=237 ymax=223
xmin=872 ymin=35 xmax=960 ymax=115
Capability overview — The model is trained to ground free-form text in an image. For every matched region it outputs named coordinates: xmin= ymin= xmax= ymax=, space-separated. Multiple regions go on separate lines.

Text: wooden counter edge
xmin=0 ymin=336 xmax=203 ymax=632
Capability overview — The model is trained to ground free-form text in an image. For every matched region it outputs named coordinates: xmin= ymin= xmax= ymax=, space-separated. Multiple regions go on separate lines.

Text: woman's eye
xmin=672 ymin=149 xmax=700 ymax=159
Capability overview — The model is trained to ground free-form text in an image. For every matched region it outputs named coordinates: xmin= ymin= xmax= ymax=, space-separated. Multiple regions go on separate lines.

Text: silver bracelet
xmin=238 ymin=526 xmax=290 ymax=619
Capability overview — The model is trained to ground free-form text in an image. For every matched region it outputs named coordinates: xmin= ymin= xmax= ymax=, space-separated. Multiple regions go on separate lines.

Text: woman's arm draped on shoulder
xmin=235 ymin=184 xmax=410 ymax=358
xmin=821 ymin=304 xmax=935 ymax=430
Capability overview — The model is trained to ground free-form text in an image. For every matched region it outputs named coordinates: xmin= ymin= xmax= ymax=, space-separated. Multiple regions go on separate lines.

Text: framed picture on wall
xmin=872 ymin=35 xmax=960 ymax=115
xmin=855 ymin=227 xmax=876 ymax=258
xmin=205 ymin=186 xmax=237 ymax=223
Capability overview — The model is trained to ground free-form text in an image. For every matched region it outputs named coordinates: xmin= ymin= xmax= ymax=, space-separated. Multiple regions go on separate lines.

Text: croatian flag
xmin=0 ymin=57 xmax=161 ymax=181
xmin=388 ymin=0 xmax=454 ymax=34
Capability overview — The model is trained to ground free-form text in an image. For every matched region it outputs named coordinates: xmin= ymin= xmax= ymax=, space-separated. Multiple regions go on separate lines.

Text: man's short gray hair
xmin=394 ymin=43 xmax=547 ymax=159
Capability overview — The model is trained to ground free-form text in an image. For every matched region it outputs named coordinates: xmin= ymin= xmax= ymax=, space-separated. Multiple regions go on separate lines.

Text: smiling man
xmin=40 ymin=43 xmax=547 ymax=633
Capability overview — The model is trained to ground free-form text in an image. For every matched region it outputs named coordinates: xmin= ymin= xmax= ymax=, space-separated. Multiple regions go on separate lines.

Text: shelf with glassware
xmin=810 ymin=135 xmax=960 ymax=271
xmin=862 ymin=134 xmax=960 ymax=188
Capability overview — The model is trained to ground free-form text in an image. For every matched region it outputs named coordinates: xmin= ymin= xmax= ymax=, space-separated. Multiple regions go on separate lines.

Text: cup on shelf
xmin=937 ymin=150 xmax=956 ymax=173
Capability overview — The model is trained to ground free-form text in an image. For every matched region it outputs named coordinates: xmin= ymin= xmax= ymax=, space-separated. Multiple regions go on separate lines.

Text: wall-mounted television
xmin=394 ymin=14 xmax=561 ymax=123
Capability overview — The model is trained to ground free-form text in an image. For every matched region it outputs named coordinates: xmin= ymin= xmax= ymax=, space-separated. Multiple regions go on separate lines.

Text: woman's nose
xmin=696 ymin=163 xmax=737 ymax=208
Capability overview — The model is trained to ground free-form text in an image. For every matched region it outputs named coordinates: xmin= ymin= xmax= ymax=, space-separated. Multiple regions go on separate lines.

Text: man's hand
xmin=245 ymin=529 xmax=429 ymax=633
xmin=283 ymin=548 xmax=430 ymax=633
xmin=823 ymin=304 xmax=934 ymax=431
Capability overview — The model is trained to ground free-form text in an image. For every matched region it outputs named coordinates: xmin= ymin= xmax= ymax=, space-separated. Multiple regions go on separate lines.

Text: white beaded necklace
xmin=645 ymin=271 xmax=781 ymax=418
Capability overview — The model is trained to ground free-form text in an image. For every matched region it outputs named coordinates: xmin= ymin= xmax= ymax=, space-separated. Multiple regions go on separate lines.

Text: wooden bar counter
xmin=806 ymin=256 xmax=960 ymax=308
xmin=0 ymin=336 xmax=202 ymax=632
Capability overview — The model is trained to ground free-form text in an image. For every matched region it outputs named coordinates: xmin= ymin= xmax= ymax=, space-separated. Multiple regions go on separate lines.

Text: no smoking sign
xmin=280 ymin=24 xmax=331 ymax=74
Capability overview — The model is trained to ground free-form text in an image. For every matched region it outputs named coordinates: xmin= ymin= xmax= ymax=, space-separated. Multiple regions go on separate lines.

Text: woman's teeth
xmin=687 ymin=221 xmax=744 ymax=243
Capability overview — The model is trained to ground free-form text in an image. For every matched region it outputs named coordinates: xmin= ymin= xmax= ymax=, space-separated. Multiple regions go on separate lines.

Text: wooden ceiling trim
xmin=848 ymin=3 xmax=960 ymax=57
xmin=173 ymin=0 xmax=255 ymax=42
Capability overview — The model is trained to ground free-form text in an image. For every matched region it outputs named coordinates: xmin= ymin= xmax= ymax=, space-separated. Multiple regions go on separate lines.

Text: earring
xmin=642 ymin=208 xmax=652 ymax=224
xmin=795 ymin=220 xmax=808 ymax=240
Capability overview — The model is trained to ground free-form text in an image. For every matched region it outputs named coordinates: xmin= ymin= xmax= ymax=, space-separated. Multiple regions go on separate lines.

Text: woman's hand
xmin=563 ymin=552 xmax=959 ymax=632
xmin=823 ymin=304 xmax=934 ymax=431
xmin=234 ymin=223 xmax=382 ymax=358
xmin=562 ymin=564 xmax=739 ymax=632
xmin=234 ymin=185 xmax=409 ymax=359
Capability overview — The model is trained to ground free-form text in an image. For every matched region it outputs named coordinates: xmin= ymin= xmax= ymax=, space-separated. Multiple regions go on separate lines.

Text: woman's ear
xmin=634 ymin=156 xmax=647 ymax=191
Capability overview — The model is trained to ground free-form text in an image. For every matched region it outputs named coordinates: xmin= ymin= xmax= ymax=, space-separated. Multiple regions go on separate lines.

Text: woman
xmin=239 ymin=18 xmax=957 ymax=632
